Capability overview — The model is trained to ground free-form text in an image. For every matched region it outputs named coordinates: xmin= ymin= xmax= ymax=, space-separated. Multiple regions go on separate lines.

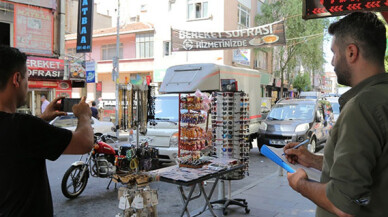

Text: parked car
xmin=145 ymin=94 xmax=180 ymax=163
xmin=326 ymin=97 xmax=340 ymax=122
xmin=257 ymin=98 xmax=333 ymax=153
xmin=50 ymin=113 xmax=115 ymax=136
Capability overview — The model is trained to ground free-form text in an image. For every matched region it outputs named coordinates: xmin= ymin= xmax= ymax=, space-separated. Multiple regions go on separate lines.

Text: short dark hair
xmin=92 ymin=101 xmax=96 ymax=106
xmin=0 ymin=46 xmax=27 ymax=90
xmin=328 ymin=12 xmax=386 ymax=65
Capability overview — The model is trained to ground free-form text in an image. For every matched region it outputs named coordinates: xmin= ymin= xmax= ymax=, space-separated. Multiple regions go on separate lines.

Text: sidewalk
xmin=201 ymin=170 xmax=317 ymax=217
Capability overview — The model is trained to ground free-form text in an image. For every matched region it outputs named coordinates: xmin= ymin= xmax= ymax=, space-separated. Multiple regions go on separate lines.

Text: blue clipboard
xmin=260 ymin=145 xmax=296 ymax=173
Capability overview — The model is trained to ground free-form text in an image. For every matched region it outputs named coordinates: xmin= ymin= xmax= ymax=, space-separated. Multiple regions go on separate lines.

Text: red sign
xmin=14 ymin=4 xmax=54 ymax=56
xmin=27 ymin=57 xmax=65 ymax=80
xmin=146 ymin=75 xmax=151 ymax=85
xmin=28 ymin=80 xmax=58 ymax=88
xmin=303 ymin=0 xmax=388 ymax=20
xmin=96 ymin=82 xmax=102 ymax=91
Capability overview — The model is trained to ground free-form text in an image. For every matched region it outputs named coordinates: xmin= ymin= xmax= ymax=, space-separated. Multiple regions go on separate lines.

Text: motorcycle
xmin=61 ymin=134 xmax=158 ymax=199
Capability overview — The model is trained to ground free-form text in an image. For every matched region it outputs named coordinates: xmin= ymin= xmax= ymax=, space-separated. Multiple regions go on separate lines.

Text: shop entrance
xmin=0 ymin=22 xmax=10 ymax=46
xmin=27 ymin=89 xmax=54 ymax=116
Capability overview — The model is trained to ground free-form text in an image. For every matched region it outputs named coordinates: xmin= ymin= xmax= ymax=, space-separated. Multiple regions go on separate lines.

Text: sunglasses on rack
xmin=222 ymin=130 xmax=233 ymax=134
xmin=234 ymin=129 xmax=250 ymax=133
xmin=222 ymin=134 xmax=233 ymax=139
xmin=222 ymin=120 xmax=233 ymax=125
xmin=222 ymin=147 xmax=233 ymax=152
xmin=222 ymin=102 xmax=234 ymax=106
xmin=222 ymin=107 xmax=233 ymax=111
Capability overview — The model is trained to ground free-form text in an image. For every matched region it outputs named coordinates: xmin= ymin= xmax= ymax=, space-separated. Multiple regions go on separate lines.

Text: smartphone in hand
xmin=60 ymin=98 xmax=81 ymax=112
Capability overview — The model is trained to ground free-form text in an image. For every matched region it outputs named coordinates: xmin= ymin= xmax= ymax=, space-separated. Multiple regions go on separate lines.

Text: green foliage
xmin=293 ymin=73 xmax=311 ymax=92
xmin=255 ymin=0 xmax=330 ymax=91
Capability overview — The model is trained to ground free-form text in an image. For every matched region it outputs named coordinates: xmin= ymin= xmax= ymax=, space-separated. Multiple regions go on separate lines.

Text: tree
xmin=256 ymin=0 xmax=329 ymax=98
xmin=293 ymin=72 xmax=311 ymax=93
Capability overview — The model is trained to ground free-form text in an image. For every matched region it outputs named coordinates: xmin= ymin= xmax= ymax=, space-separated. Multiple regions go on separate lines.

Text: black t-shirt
xmin=91 ymin=107 xmax=98 ymax=119
xmin=0 ymin=112 xmax=72 ymax=217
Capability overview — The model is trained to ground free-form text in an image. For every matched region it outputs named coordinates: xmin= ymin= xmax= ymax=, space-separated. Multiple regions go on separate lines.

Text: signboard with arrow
xmin=303 ymin=0 xmax=388 ymax=20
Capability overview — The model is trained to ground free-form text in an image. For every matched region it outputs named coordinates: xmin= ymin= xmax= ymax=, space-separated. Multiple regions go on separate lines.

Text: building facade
xmin=64 ymin=0 xmax=274 ymax=117
xmin=65 ymin=22 xmax=154 ymax=118
xmin=0 ymin=0 xmax=70 ymax=116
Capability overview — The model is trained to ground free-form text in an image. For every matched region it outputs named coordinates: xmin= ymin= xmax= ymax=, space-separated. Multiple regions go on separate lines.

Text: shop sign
xmin=56 ymin=81 xmax=72 ymax=98
xmin=6 ymin=0 xmax=57 ymax=9
xmin=69 ymin=62 xmax=86 ymax=80
xmin=172 ymin=20 xmax=285 ymax=52
xmin=233 ymin=49 xmax=251 ymax=66
xmin=76 ymin=0 xmax=94 ymax=53
xmin=14 ymin=4 xmax=53 ymax=56
xmin=28 ymin=80 xmax=57 ymax=88
xmin=27 ymin=57 xmax=64 ymax=80
xmin=303 ymin=0 xmax=388 ymax=20
xmin=86 ymin=61 xmax=96 ymax=83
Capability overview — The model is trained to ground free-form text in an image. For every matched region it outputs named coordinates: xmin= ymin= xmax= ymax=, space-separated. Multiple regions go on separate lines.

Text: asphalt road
xmin=47 ymin=141 xmax=280 ymax=217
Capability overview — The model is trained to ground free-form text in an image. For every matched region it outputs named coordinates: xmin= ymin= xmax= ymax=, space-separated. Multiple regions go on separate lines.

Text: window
xmin=255 ymin=50 xmax=267 ymax=70
xmin=140 ymin=4 xmax=147 ymax=12
xmin=136 ymin=33 xmax=154 ymax=58
xmin=188 ymin=0 xmax=208 ymax=20
xmin=101 ymin=44 xmax=123 ymax=60
xmin=163 ymin=41 xmax=171 ymax=56
xmin=238 ymin=4 xmax=250 ymax=28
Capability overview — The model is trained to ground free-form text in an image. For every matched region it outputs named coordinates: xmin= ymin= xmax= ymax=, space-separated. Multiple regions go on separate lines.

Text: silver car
xmin=50 ymin=113 xmax=115 ymax=136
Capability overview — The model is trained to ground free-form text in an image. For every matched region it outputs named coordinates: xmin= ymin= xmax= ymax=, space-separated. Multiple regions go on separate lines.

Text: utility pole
xmin=114 ymin=0 xmax=120 ymax=137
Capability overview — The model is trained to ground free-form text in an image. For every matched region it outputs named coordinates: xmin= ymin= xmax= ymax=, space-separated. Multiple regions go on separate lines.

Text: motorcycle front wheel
xmin=61 ymin=165 xmax=89 ymax=199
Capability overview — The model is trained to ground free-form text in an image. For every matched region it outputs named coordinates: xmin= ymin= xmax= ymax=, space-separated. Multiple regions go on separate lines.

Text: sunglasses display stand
xmin=177 ymin=93 xmax=212 ymax=168
xmin=210 ymin=91 xmax=250 ymax=215
xmin=211 ymin=91 xmax=250 ymax=174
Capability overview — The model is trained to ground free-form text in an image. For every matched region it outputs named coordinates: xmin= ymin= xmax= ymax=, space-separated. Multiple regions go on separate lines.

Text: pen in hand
xmin=282 ymin=139 xmax=309 ymax=156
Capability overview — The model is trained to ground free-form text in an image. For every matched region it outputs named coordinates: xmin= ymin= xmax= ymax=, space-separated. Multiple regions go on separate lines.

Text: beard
xmin=16 ymin=95 xmax=27 ymax=108
xmin=334 ymin=54 xmax=351 ymax=86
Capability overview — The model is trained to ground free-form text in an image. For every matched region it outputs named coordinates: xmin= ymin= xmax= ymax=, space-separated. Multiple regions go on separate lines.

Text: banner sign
xmin=27 ymin=57 xmax=64 ymax=80
xmin=172 ymin=20 xmax=285 ymax=52
xmin=86 ymin=61 xmax=96 ymax=83
xmin=6 ymin=0 xmax=57 ymax=9
xmin=14 ymin=4 xmax=53 ymax=56
xmin=303 ymin=0 xmax=388 ymax=20
xmin=76 ymin=0 xmax=94 ymax=53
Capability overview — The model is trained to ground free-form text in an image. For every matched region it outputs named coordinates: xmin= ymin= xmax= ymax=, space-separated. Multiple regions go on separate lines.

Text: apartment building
xmin=65 ymin=0 xmax=274 ymax=110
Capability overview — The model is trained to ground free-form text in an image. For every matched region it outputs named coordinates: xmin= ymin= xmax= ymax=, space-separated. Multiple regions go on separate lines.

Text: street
xmin=48 ymin=141 xmax=279 ymax=217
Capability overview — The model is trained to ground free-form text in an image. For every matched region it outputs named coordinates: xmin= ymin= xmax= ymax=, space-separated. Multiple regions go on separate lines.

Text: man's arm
xmin=39 ymin=96 xmax=67 ymax=122
xmin=63 ymin=97 xmax=94 ymax=154
xmin=288 ymin=169 xmax=354 ymax=217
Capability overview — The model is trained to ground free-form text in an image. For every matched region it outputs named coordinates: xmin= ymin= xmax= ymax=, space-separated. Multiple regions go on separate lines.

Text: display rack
xmin=211 ymin=91 xmax=250 ymax=177
xmin=177 ymin=93 xmax=211 ymax=168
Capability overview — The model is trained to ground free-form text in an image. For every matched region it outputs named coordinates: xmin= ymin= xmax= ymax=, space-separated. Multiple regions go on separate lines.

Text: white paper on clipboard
xmin=268 ymin=146 xmax=322 ymax=182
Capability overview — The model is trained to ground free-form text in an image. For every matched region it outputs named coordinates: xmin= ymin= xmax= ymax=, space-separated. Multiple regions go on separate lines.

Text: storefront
xmin=26 ymin=56 xmax=72 ymax=116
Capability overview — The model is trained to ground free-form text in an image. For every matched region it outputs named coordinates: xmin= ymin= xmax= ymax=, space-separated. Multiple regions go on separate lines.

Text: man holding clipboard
xmin=283 ymin=12 xmax=388 ymax=217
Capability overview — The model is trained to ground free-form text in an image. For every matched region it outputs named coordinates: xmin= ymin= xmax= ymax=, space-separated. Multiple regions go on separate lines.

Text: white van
xmin=146 ymin=63 xmax=269 ymax=163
